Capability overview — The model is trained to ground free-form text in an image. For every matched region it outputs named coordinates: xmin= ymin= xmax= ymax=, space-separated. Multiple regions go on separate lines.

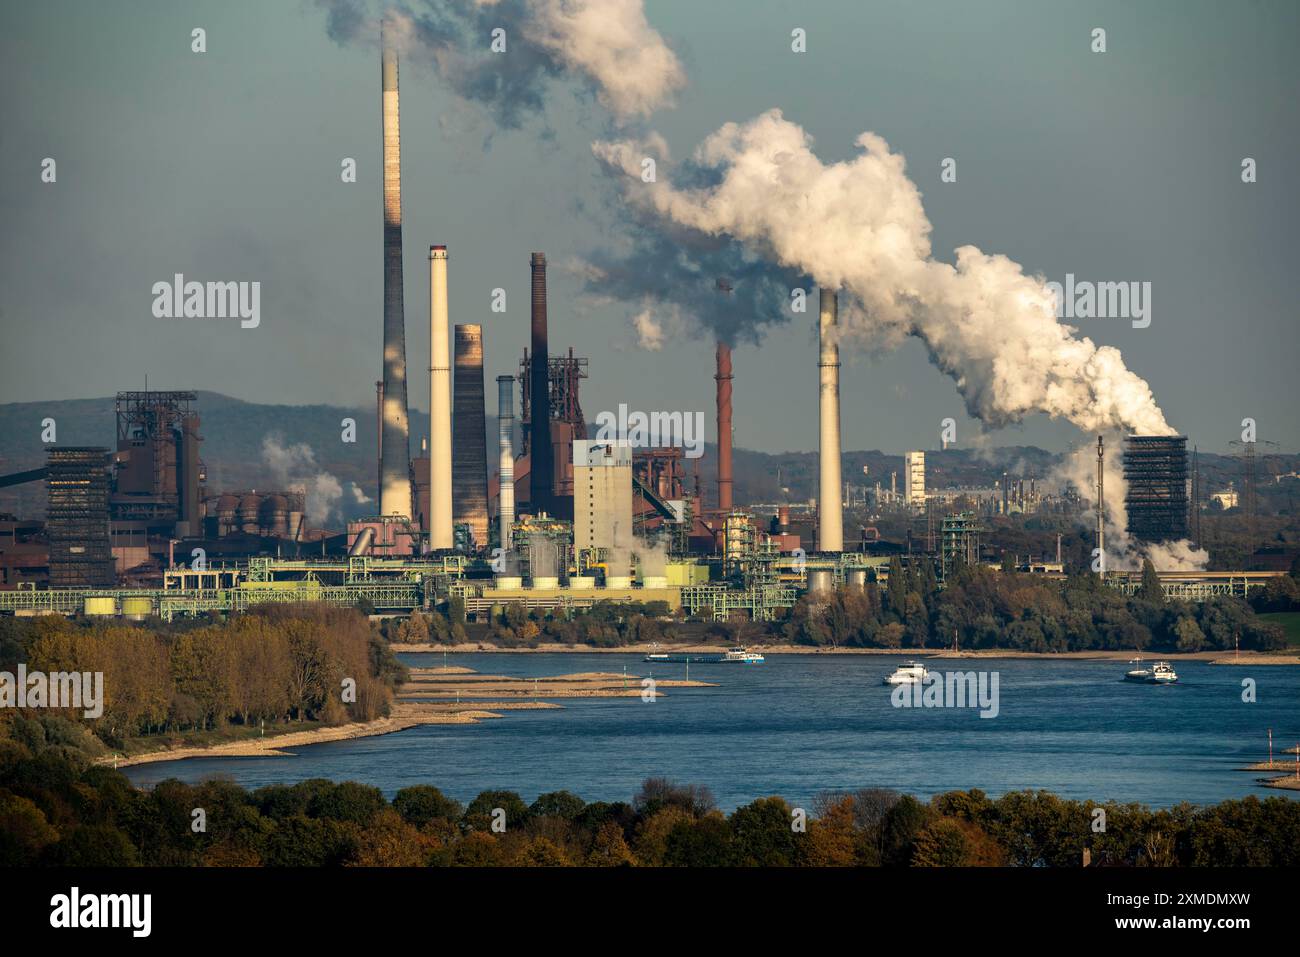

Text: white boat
xmin=1148 ymin=661 xmax=1178 ymax=684
xmin=1123 ymin=657 xmax=1151 ymax=682
xmin=883 ymin=661 xmax=929 ymax=685
xmin=722 ymin=647 xmax=765 ymax=664
xmin=1124 ymin=657 xmax=1178 ymax=684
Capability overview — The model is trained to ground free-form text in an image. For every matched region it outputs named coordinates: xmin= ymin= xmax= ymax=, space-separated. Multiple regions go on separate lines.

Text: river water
xmin=123 ymin=653 xmax=1300 ymax=811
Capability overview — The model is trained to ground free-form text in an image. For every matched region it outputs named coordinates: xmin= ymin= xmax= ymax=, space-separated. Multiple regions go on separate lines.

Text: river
xmin=123 ymin=653 xmax=1300 ymax=811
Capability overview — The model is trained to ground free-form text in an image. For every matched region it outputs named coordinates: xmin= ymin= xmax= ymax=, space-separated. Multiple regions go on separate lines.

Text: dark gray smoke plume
xmin=319 ymin=0 xmax=683 ymax=129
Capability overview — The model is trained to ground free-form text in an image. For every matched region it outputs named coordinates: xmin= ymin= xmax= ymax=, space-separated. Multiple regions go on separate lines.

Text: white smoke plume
xmin=593 ymin=110 xmax=1174 ymax=437
xmin=321 ymin=0 xmax=683 ymax=126
xmin=260 ymin=436 xmax=345 ymax=526
xmin=629 ymin=301 xmax=687 ymax=351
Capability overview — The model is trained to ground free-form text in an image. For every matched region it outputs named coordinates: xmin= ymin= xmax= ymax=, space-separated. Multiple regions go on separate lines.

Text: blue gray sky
xmin=1 ymin=0 xmax=1296 ymax=455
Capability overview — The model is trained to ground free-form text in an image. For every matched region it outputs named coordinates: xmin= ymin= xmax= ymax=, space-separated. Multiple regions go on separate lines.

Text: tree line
xmin=0 ymin=741 xmax=1295 ymax=867
xmin=0 ymin=605 xmax=405 ymax=749
xmin=781 ymin=559 xmax=1293 ymax=653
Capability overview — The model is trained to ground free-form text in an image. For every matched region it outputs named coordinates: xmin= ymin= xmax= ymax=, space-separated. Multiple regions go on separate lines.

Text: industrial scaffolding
xmin=941 ymin=511 xmax=982 ymax=580
xmin=45 ymin=448 xmax=114 ymax=587
xmin=1123 ymin=435 xmax=1189 ymax=543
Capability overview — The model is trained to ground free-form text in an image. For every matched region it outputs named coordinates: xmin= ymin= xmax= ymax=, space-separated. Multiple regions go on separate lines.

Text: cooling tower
xmin=529 ymin=252 xmax=552 ymax=514
xmin=379 ymin=39 xmax=412 ymax=517
xmin=497 ymin=375 xmax=516 ymax=550
xmin=428 ymin=245 xmax=453 ymax=549
xmin=818 ymin=288 xmax=843 ymax=552
xmin=453 ymin=325 xmax=489 ymax=549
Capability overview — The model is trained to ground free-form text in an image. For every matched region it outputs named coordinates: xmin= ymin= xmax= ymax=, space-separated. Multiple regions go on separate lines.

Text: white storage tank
xmin=807 ymin=569 xmax=834 ymax=595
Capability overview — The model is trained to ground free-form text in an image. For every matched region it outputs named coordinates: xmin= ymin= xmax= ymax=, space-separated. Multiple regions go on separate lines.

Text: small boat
xmin=1124 ymin=657 xmax=1178 ymax=684
xmin=1148 ymin=661 xmax=1178 ymax=684
xmin=721 ymin=647 xmax=765 ymax=664
xmin=1123 ymin=657 xmax=1151 ymax=682
xmin=883 ymin=661 xmax=929 ymax=685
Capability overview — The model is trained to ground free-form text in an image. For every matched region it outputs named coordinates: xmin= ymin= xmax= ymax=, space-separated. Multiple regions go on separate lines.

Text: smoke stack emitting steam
xmin=715 ymin=341 xmax=733 ymax=513
xmin=379 ymin=36 xmax=412 ymax=518
xmin=428 ymin=245 xmax=453 ymax=549
xmin=714 ymin=279 xmax=734 ymax=514
xmin=593 ymin=110 xmax=1175 ymax=441
xmin=818 ymin=288 xmax=843 ymax=553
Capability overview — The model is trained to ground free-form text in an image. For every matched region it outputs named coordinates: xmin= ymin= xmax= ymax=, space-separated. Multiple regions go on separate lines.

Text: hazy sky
xmin=2 ymin=0 xmax=1296 ymax=455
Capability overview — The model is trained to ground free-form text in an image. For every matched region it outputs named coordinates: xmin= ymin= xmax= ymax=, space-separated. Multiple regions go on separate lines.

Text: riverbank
xmin=391 ymin=641 xmax=1299 ymax=664
xmin=100 ymin=667 xmax=710 ymax=768
xmin=98 ymin=702 xmax=506 ymax=768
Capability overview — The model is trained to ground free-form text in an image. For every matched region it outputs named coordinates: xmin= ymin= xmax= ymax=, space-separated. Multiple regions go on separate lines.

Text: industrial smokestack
xmin=379 ymin=38 xmax=412 ymax=517
xmin=529 ymin=252 xmax=553 ymax=514
xmin=818 ymin=288 xmax=843 ymax=552
xmin=715 ymin=279 xmax=734 ymax=513
xmin=428 ymin=245 xmax=453 ymax=549
xmin=453 ymin=324 xmax=489 ymax=549
xmin=1096 ymin=435 xmax=1105 ymax=571
xmin=497 ymin=375 xmax=516 ymax=550
xmin=715 ymin=343 xmax=734 ymax=512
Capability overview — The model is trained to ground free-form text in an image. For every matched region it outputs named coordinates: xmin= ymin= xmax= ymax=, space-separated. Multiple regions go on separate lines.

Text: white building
xmin=573 ymin=440 xmax=633 ymax=552
xmin=1210 ymin=489 xmax=1239 ymax=510
xmin=904 ymin=451 xmax=926 ymax=508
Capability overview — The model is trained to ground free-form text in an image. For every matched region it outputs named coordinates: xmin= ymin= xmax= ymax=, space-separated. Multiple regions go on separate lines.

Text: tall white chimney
xmin=428 ymin=245 xmax=453 ymax=549
xmin=497 ymin=375 xmax=515 ymax=550
xmin=818 ymin=287 xmax=843 ymax=552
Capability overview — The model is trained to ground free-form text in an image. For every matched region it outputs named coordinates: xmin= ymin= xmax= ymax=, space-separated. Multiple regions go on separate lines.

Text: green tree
xmin=393 ymin=785 xmax=462 ymax=828
xmin=1173 ymin=616 xmax=1205 ymax=653
xmin=729 ymin=796 xmax=797 ymax=866
xmin=1136 ymin=559 xmax=1164 ymax=604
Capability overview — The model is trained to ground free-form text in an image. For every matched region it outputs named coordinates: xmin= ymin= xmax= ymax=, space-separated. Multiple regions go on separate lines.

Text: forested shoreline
xmin=0 ymin=744 xmax=1296 ymax=867
xmin=386 ymin=561 xmax=1298 ymax=654
xmin=0 ymin=605 xmax=406 ymax=754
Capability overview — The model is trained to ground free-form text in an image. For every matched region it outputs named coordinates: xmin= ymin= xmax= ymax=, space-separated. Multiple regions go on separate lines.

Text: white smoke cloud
xmin=629 ymin=301 xmax=688 ymax=351
xmin=260 ymin=435 xmax=345 ymax=526
xmin=524 ymin=0 xmax=684 ymax=118
xmin=593 ymin=110 xmax=1175 ymax=437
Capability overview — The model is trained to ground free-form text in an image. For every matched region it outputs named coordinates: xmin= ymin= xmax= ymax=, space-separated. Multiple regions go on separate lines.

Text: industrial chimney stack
xmin=715 ymin=279 xmax=734 ymax=513
xmin=529 ymin=253 xmax=553 ymax=514
xmin=453 ymin=325 xmax=489 ymax=549
xmin=379 ymin=38 xmax=412 ymax=517
xmin=818 ymin=288 xmax=843 ymax=552
xmin=428 ymin=245 xmax=453 ymax=549
xmin=497 ymin=375 xmax=516 ymax=550
xmin=1096 ymin=435 xmax=1105 ymax=571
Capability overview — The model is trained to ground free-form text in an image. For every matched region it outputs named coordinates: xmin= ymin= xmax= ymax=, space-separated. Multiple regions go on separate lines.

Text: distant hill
xmin=0 ymin=393 xmax=1285 ymax=526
